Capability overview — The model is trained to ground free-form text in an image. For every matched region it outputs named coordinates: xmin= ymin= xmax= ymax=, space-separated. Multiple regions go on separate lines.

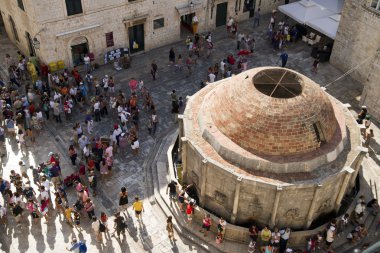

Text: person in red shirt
xmin=47 ymin=152 xmax=60 ymax=166
xmin=186 ymin=202 xmax=194 ymax=224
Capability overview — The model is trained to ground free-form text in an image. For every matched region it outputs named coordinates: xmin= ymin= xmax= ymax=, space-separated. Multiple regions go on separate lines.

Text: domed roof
xmin=203 ymin=68 xmax=339 ymax=157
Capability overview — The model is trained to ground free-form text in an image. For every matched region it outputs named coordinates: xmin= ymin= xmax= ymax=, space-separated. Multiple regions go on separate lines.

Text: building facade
xmin=0 ymin=0 xmax=286 ymax=68
xmin=179 ymin=67 xmax=365 ymax=229
xmin=330 ymin=0 xmax=380 ymax=119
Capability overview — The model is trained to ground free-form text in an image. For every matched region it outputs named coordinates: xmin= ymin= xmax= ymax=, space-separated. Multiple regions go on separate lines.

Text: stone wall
xmin=360 ymin=53 xmax=380 ymax=120
xmin=330 ymin=0 xmax=380 ymax=118
xmin=183 ymin=138 xmax=350 ymax=230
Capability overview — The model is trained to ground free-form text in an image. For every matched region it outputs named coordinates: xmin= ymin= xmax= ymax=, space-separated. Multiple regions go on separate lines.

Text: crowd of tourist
xmin=0 ymin=10 xmax=379 ymax=253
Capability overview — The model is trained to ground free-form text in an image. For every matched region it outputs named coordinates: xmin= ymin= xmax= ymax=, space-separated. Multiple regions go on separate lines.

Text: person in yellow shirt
xmin=132 ymin=196 xmax=144 ymax=220
xmin=65 ymin=205 xmax=73 ymax=226
xmin=260 ymin=226 xmax=272 ymax=250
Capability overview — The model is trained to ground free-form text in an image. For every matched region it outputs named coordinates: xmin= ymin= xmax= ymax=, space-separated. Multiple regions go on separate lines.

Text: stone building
xmin=0 ymin=0 xmax=285 ymax=68
xmin=330 ymin=0 xmax=380 ymax=119
xmin=179 ymin=67 xmax=366 ymax=229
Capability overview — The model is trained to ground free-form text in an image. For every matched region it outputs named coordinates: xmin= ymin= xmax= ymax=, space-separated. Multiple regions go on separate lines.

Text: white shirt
xmin=94 ymin=101 xmax=100 ymax=111
xmin=220 ymin=61 xmax=226 ymax=71
xmin=326 ymin=229 xmax=334 ymax=242
xmin=92 ymin=221 xmax=100 ymax=232
xmin=208 ymin=73 xmax=216 ymax=83
xmin=69 ymin=87 xmax=77 ymax=96
xmin=18 ymin=62 xmax=25 ymax=71
xmin=227 ymin=18 xmax=234 ymax=26
xmin=105 ymin=146 xmax=113 ymax=158
xmin=84 ymin=56 xmax=90 ymax=64
xmin=40 ymin=190 xmax=49 ymax=201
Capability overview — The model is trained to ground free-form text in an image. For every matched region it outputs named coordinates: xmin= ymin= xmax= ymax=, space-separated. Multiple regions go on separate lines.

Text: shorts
xmin=326 ymin=241 xmax=332 ymax=246
xmin=178 ymin=196 xmax=185 ymax=203
xmin=261 ymin=240 xmax=269 ymax=246
xmin=169 ymin=192 xmax=176 ymax=199
xmin=272 ymin=242 xmax=280 ymax=247
xmin=135 ymin=210 xmax=142 ymax=215
xmin=187 ymin=214 xmax=192 ymax=220
xmin=202 ymin=224 xmax=210 ymax=231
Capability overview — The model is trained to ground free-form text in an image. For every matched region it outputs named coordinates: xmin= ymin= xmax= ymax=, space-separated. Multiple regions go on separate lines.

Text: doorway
xmin=129 ymin=24 xmax=144 ymax=54
xmin=216 ymin=2 xmax=228 ymax=27
xmin=25 ymin=32 xmax=36 ymax=56
xmin=71 ymin=37 xmax=89 ymax=66
xmin=180 ymin=13 xmax=195 ymax=37
xmin=243 ymin=0 xmax=256 ymax=17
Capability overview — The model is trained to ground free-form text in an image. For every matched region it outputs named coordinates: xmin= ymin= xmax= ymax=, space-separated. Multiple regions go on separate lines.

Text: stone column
xmin=178 ymin=114 xmax=184 ymax=152
xmin=349 ymin=146 xmax=368 ymax=188
xmin=200 ymin=159 xmax=208 ymax=205
xmin=269 ymin=186 xmax=282 ymax=227
xmin=304 ymin=184 xmax=322 ymax=229
xmin=334 ymin=166 xmax=355 ymax=213
xmin=230 ymin=176 xmax=243 ymax=224
xmin=181 ymin=137 xmax=188 ymax=183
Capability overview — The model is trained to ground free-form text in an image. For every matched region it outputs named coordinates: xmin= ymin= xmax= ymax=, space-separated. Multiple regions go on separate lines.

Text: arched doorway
xmin=70 ymin=36 xmax=89 ymax=66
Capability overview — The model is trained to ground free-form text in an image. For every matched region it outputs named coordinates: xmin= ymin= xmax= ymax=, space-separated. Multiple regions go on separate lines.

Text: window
xmin=9 ymin=16 xmax=19 ymax=41
xmin=312 ymin=122 xmax=326 ymax=144
xmin=105 ymin=32 xmax=114 ymax=47
xmin=371 ymin=0 xmax=380 ymax=10
xmin=153 ymin=18 xmax=164 ymax=29
xmin=65 ymin=0 xmax=83 ymax=16
xmin=17 ymin=0 xmax=25 ymax=11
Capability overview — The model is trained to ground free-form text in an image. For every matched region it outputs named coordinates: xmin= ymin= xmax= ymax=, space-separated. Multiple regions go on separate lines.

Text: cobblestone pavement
xmin=1 ymin=14 xmax=379 ymax=253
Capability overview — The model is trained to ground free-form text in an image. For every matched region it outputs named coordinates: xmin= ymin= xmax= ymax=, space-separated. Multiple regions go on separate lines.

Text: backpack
xmin=79 ymin=242 xmax=87 ymax=253
xmin=99 ymin=221 xmax=106 ymax=232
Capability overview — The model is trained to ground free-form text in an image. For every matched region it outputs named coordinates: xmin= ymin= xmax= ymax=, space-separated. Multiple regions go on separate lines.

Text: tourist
xmin=279 ymin=227 xmax=291 ymax=253
xmin=151 ymin=60 xmax=158 ymax=80
xmin=166 ymin=216 xmax=176 ymax=241
xmin=280 ymin=51 xmax=288 ymax=67
xmin=84 ymin=198 xmax=95 ymax=219
xmin=218 ymin=217 xmax=227 ymax=242
xmin=200 ymin=214 xmax=212 ymax=237
xmin=73 ymin=210 xmax=81 ymax=230
xmin=132 ymin=196 xmax=144 ymax=221
xmin=364 ymin=129 xmax=374 ymax=148
xmin=169 ymin=48 xmax=175 ymax=65
xmin=261 ymin=226 xmax=272 ymax=250
xmin=253 ymin=8 xmax=261 ymax=28
xmin=325 ymin=226 xmax=335 ymax=250
xmin=66 ymin=238 xmax=87 ymax=252
xmin=367 ymin=198 xmax=379 ymax=216
xmin=312 ymin=54 xmax=320 ymax=73
xmin=88 ymin=171 xmax=97 ymax=196
xmin=185 ymin=201 xmax=194 ymax=224
xmin=68 ymin=145 xmax=78 ymax=166
xmin=227 ymin=17 xmax=234 ymax=36
xmin=114 ymin=212 xmax=126 ymax=239
xmin=249 ymin=224 xmax=259 ymax=242
xmin=119 ymin=187 xmax=129 ymax=214
xmin=166 ymin=180 xmax=178 ymax=204
xmin=271 ymin=227 xmax=281 ymax=253
xmin=91 ymin=216 xmax=103 ymax=243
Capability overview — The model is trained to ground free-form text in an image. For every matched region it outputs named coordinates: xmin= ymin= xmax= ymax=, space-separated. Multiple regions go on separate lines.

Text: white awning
xmin=313 ymin=0 xmax=344 ymax=13
xmin=306 ymin=14 xmax=341 ymax=39
xmin=278 ymin=0 xmax=334 ymax=24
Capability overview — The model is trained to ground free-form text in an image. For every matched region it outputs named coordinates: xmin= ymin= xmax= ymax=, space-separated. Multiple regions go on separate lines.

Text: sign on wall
xmin=104 ymin=47 xmax=129 ymax=64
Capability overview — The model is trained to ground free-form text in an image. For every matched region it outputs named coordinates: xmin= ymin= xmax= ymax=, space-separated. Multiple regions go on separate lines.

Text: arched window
xmin=9 ymin=16 xmax=19 ymax=41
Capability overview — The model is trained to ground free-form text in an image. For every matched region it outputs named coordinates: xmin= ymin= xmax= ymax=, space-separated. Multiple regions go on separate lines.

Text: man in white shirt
xmin=220 ymin=59 xmax=226 ymax=78
xmin=84 ymin=54 xmax=91 ymax=73
xmin=94 ymin=100 xmax=101 ymax=122
xmin=208 ymin=72 xmax=216 ymax=83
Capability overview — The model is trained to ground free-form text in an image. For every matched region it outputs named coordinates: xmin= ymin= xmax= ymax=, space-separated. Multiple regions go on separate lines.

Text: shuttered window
xmin=66 ymin=0 xmax=83 ymax=16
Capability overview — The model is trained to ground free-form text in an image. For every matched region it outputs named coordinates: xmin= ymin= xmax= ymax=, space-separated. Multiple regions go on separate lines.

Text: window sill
xmin=362 ymin=4 xmax=380 ymax=17
xmin=66 ymin=13 xmax=85 ymax=19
